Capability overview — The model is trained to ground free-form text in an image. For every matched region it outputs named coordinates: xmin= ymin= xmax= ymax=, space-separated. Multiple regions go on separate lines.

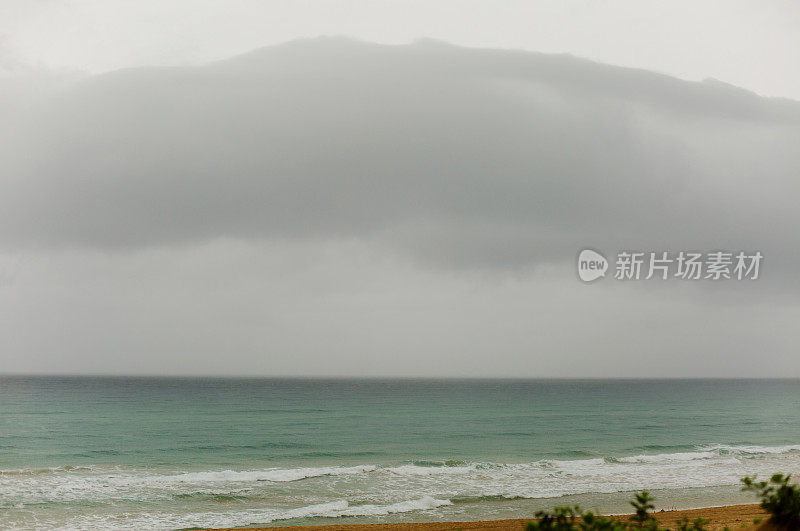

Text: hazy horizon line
xmin=2 ymin=373 xmax=798 ymax=381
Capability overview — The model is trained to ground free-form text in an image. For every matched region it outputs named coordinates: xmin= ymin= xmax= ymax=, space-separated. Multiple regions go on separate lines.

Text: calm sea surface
xmin=1 ymin=377 xmax=800 ymax=529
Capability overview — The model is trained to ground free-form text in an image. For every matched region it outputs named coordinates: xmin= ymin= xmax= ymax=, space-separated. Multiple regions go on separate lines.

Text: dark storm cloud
xmin=2 ymin=38 xmax=799 ymax=271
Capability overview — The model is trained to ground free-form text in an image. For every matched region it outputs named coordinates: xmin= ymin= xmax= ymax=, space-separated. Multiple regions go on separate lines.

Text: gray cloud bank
xmin=3 ymin=38 xmax=800 ymax=376
xmin=2 ymin=37 xmax=799 ymax=272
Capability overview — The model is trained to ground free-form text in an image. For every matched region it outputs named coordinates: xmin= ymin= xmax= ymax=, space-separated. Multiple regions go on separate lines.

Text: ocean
xmin=1 ymin=377 xmax=799 ymax=530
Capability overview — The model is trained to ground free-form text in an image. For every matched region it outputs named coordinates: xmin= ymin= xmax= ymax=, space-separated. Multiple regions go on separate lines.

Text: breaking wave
xmin=3 ymin=444 xmax=800 ymax=529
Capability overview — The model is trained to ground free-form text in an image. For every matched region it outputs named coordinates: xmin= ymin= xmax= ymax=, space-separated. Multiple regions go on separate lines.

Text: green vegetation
xmin=630 ymin=491 xmax=656 ymax=526
xmin=675 ymin=518 xmax=709 ymax=531
xmin=742 ymin=473 xmax=800 ymax=528
xmin=525 ymin=472 xmax=800 ymax=530
xmin=525 ymin=491 xmax=707 ymax=531
xmin=526 ymin=504 xmax=634 ymax=530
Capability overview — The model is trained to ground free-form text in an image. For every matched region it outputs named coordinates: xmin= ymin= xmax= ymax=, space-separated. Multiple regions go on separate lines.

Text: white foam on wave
xmin=0 ymin=464 xmax=112 ymax=476
xmin=387 ymin=464 xmax=478 ymax=476
xmin=0 ymin=464 xmax=378 ymax=505
xmin=5 ymin=443 xmax=800 ymax=529
xmin=377 ymin=445 xmax=800 ymax=501
xmin=321 ymin=495 xmax=452 ymax=518
xmin=169 ymin=464 xmax=377 ymax=483
xmin=615 ymin=452 xmax=723 ymax=464
xmin=700 ymin=444 xmax=800 ymax=455
xmin=8 ymin=496 xmax=452 ymax=531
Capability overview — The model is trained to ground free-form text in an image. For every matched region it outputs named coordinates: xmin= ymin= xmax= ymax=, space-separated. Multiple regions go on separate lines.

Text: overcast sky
xmin=1 ymin=1 xmax=799 ymax=377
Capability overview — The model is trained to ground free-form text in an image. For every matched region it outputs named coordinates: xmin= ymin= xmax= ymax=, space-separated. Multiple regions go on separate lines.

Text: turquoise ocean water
xmin=2 ymin=377 xmax=800 ymax=529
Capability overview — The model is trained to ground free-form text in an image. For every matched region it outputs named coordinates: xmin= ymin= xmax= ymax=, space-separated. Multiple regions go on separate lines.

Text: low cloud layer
xmin=2 ymin=38 xmax=799 ymax=272
xmin=1 ymin=39 xmax=799 ymax=376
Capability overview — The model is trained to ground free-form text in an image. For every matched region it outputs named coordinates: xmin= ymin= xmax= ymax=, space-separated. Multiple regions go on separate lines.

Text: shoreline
xmin=205 ymin=504 xmax=769 ymax=531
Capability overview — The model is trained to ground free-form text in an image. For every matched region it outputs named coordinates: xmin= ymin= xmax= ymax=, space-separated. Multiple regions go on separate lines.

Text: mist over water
xmin=2 ymin=378 xmax=800 ymax=529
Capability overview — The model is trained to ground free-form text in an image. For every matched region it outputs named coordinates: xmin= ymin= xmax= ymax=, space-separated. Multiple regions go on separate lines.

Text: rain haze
xmin=1 ymin=1 xmax=799 ymax=377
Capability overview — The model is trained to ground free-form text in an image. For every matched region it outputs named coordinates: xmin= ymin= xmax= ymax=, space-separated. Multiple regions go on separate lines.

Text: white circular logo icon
xmin=577 ymin=249 xmax=608 ymax=282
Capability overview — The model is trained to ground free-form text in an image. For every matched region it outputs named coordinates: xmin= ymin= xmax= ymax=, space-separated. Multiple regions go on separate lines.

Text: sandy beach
xmin=206 ymin=504 xmax=770 ymax=531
